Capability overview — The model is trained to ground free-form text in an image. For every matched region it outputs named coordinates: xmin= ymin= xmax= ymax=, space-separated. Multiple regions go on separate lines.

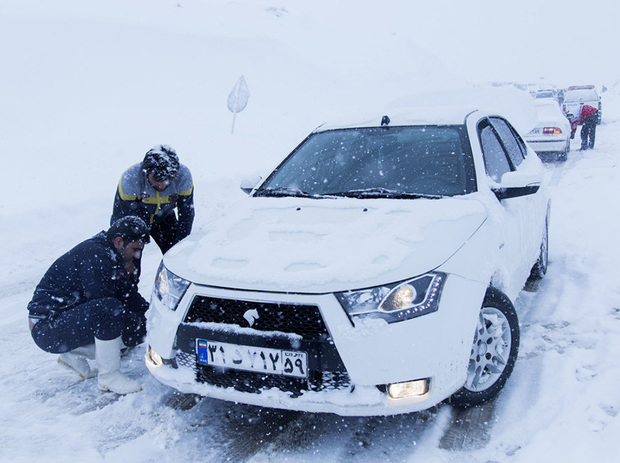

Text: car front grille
xmin=184 ymin=295 xmax=330 ymax=340
xmin=175 ymin=294 xmax=352 ymax=396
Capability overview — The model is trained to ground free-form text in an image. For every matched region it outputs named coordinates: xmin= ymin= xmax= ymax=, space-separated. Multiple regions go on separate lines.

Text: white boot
xmin=58 ymin=344 xmax=97 ymax=379
xmin=95 ymin=337 xmax=142 ymax=394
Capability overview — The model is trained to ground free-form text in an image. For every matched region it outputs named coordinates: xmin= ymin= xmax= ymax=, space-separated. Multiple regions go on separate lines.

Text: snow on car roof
xmin=314 ymin=86 xmax=538 ymax=134
xmin=314 ymin=106 xmax=475 ymax=131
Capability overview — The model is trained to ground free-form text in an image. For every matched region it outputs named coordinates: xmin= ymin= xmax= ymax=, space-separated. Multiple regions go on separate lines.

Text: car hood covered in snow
xmin=164 ymin=196 xmax=488 ymax=293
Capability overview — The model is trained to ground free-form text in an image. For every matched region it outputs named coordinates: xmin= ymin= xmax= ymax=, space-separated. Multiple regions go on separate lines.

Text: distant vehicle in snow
xmin=524 ymin=99 xmax=572 ymax=162
xmin=145 ymin=107 xmax=551 ymax=416
xmin=532 ymin=88 xmax=559 ymax=102
xmin=562 ymin=85 xmax=602 ymax=125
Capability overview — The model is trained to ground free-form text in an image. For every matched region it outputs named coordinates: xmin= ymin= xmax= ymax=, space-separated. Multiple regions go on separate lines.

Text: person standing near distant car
xmin=111 ymin=144 xmax=195 ymax=254
xmin=578 ymin=103 xmax=599 ymax=150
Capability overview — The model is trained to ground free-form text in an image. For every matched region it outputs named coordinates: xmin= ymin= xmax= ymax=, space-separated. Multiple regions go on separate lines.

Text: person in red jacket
xmin=578 ymin=104 xmax=599 ymax=150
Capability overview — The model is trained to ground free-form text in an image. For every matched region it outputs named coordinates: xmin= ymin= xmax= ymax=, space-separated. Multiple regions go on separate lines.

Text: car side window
xmin=479 ymin=122 xmax=512 ymax=183
xmin=489 ymin=117 xmax=525 ymax=167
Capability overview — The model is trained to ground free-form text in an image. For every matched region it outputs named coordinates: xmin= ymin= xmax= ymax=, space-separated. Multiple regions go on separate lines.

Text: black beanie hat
xmin=107 ymin=216 xmax=150 ymax=243
xmin=142 ymin=144 xmax=180 ymax=181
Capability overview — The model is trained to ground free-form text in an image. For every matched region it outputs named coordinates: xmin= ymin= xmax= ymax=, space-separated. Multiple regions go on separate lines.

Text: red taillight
xmin=543 ymin=127 xmax=562 ymax=134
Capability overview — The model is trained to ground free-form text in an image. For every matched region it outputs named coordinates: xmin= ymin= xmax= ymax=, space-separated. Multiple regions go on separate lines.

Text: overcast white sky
xmin=286 ymin=0 xmax=618 ymax=88
xmin=4 ymin=0 xmax=616 ymax=89
xmin=407 ymin=0 xmax=617 ymax=86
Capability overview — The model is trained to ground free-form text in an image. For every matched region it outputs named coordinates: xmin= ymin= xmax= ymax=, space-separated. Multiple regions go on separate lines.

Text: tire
xmin=557 ymin=148 xmax=568 ymax=162
xmin=449 ymin=288 xmax=520 ymax=408
xmin=557 ymin=145 xmax=568 ymax=162
xmin=529 ymin=212 xmax=549 ymax=280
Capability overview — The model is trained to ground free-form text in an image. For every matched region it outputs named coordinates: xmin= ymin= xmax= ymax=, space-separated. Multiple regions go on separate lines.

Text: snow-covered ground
xmin=1 ymin=1 xmax=619 ymax=461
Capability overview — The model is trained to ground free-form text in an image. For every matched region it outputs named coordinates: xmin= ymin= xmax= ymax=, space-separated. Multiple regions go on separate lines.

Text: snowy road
xmin=2 ymin=115 xmax=619 ymax=462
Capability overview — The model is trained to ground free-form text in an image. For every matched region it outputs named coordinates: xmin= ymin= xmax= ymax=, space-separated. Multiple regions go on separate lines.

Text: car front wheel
xmin=449 ymin=288 xmax=519 ymax=408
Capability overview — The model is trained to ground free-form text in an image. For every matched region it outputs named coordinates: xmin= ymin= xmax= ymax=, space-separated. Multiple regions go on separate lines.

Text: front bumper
xmin=145 ymin=275 xmax=486 ymax=416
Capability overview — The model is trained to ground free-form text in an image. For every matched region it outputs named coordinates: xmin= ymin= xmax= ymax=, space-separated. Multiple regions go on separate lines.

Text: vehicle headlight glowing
xmin=335 ymin=273 xmax=446 ymax=324
xmin=382 ymin=284 xmax=417 ymax=312
xmin=152 ymin=261 xmax=191 ymax=311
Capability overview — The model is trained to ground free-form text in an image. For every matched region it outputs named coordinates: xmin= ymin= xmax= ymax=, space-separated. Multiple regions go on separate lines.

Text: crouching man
xmin=28 ymin=216 xmax=151 ymax=394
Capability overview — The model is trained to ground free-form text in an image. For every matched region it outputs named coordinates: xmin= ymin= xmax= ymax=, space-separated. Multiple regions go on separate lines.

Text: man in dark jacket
xmin=111 ymin=144 xmax=194 ymax=254
xmin=28 ymin=216 xmax=150 ymax=394
xmin=578 ymin=104 xmax=599 ymax=150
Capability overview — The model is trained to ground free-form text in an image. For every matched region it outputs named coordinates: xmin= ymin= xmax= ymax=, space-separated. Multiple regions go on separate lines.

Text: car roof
xmin=534 ymin=98 xmax=560 ymax=107
xmin=314 ymin=106 xmax=479 ymax=132
xmin=534 ymin=89 xmax=557 ymax=96
xmin=567 ymin=85 xmax=596 ymax=91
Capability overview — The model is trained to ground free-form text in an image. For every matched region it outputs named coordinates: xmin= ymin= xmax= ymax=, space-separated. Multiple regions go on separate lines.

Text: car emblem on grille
xmin=243 ymin=309 xmax=259 ymax=327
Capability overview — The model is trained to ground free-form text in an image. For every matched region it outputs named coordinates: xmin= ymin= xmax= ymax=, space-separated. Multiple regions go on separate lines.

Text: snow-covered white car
xmin=145 ymin=107 xmax=551 ymax=416
xmin=531 ymin=88 xmax=558 ymax=102
xmin=524 ymin=99 xmax=572 ymax=161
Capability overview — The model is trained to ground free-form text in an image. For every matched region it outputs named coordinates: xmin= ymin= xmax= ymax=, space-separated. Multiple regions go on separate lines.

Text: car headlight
xmin=152 ymin=261 xmax=191 ymax=311
xmin=335 ymin=273 xmax=446 ymax=324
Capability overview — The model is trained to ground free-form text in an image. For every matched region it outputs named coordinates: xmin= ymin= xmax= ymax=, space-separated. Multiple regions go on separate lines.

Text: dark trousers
xmin=151 ymin=213 xmax=179 ymax=254
xmin=31 ymin=297 xmax=148 ymax=354
xmin=581 ymin=116 xmax=597 ymax=149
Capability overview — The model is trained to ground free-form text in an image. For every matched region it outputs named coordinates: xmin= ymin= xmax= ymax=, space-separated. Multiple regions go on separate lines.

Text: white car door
xmin=478 ymin=117 xmax=547 ymax=298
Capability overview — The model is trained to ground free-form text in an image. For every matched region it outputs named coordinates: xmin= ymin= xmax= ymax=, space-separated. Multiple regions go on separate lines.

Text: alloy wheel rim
xmin=465 ymin=306 xmax=512 ymax=392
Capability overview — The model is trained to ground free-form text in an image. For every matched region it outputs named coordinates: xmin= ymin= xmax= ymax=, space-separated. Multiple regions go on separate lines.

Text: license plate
xmin=196 ymin=339 xmax=308 ymax=378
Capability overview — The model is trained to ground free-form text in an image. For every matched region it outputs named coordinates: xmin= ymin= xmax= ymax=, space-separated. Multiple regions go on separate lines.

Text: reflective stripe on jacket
xmin=111 ymin=163 xmax=195 ymax=240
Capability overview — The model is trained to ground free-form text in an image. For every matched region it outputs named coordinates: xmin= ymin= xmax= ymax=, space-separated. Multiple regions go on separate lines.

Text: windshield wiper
xmin=326 ymin=188 xmax=442 ymax=199
xmin=255 ymin=186 xmax=443 ymax=199
xmin=254 ymin=187 xmax=321 ymax=198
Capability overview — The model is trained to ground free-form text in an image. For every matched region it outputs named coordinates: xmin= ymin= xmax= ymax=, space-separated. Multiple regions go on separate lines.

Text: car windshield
xmin=255 ymin=125 xmax=475 ymax=198
xmin=564 ymin=89 xmax=598 ymax=102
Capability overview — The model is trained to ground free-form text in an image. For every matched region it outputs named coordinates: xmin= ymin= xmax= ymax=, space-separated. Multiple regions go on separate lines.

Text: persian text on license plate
xmin=196 ymin=339 xmax=308 ymax=378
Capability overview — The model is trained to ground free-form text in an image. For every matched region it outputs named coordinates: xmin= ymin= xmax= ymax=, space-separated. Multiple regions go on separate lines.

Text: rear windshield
xmin=564 ymin=89 xmax=598 ymax=102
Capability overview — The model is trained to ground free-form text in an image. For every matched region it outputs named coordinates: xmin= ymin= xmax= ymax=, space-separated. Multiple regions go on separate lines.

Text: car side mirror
xmin=492 ymin=171 xmax=541 ymax=200
xmin=240 ymin=175 xmax=263 ymax=195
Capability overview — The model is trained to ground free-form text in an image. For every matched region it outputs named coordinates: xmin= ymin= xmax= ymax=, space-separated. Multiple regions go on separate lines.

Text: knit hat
xmin=107 ymin=216 xmax=150 ymax=243
xmin=142 ymin=144 xmax=180 ymax=181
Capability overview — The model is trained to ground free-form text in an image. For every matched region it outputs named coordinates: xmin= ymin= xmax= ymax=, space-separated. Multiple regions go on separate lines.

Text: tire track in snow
xmin=244 ymin=408 xmax=439 ymax=462
xmin=336 ymin=411 xmax=437 ymax=462
xmin=199 ymin=403 xmax=303 ymax=462
xmin=438 ymin=400 xmax=497 ymax=451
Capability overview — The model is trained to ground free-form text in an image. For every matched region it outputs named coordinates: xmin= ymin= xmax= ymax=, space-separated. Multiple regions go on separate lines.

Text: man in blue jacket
xmin=111 ymin=144 xmax=194 ymax=254
xmin=28 ymin=216 xmax=150 ymax=394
